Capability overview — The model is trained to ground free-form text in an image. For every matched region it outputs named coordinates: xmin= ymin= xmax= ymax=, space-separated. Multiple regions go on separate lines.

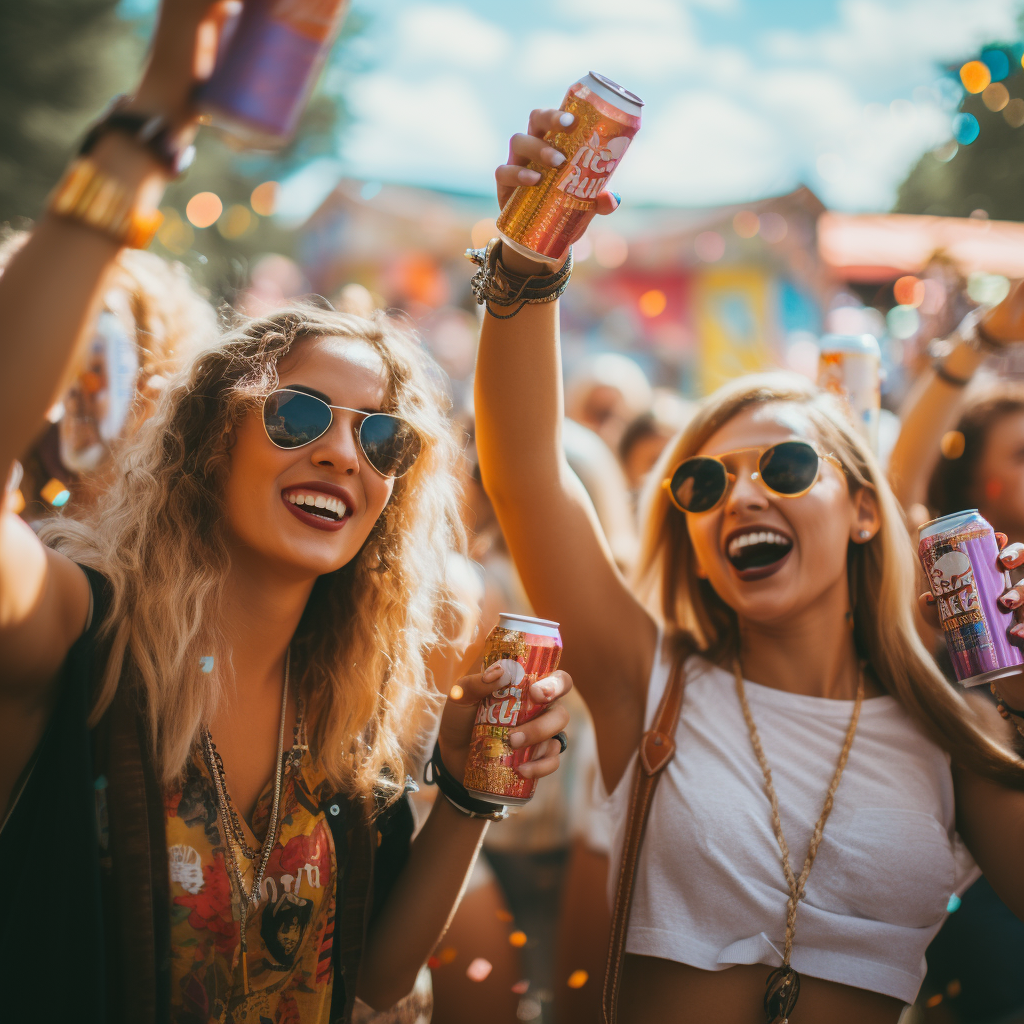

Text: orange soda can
xmin=463 ymin=614 xmax=563 ymax=806
xmin=496 ymin=72 xmax=642 ymax=265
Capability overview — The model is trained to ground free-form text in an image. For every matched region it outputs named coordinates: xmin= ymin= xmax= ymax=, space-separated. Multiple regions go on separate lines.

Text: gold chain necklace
xmin=733 ymin=659 xmax=864 ymax=1024
xmin=200 ymin=649 xmax=290 ymax=995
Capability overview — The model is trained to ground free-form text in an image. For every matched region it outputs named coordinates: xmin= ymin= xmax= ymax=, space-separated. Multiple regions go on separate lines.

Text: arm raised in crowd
xmin=474 ymin=108 xmax=656 ymax=789
xmin=0 ymin=0 xmax=232 ymax=806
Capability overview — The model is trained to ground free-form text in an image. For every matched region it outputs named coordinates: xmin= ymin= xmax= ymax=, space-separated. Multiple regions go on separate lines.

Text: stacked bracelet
xmin=465 ymin=238 xmax=573 ymax=320
xmin=424 ymin=741 xmax=508 ymax=821
xmin=49 ymin=157 xmax=163 ymax=249
xmin=80 ymin=95 xmax=195 ymax=177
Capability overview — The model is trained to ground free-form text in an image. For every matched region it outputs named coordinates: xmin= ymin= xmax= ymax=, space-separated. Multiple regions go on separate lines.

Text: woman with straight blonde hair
xmin=0 ymin=8 xmax=572 ymax=1022
xmin=473 ymin=105 xmax=1024 ymax=1024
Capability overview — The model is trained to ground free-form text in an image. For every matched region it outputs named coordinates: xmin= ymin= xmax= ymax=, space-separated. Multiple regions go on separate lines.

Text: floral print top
xmin=165 ymin=716 xmax=339 ymax=1024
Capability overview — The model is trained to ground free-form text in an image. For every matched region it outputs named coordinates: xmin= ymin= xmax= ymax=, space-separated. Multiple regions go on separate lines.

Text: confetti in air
xmin=466 ymin=958 xmax=493 ymax=982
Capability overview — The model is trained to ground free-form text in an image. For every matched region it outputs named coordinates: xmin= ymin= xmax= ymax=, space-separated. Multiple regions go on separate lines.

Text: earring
xmin=859 ymin=530 xmax=870 ymax=540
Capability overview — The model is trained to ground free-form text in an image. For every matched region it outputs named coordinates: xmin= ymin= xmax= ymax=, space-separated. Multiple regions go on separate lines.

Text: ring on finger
xmin=554 ymin=731 xmax=568 ymax=754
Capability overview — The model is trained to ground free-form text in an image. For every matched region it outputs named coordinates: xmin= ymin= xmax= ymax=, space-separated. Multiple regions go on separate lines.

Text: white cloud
xmin=345 ymin=73 xmax=503 ymax=190
xmin=614 ymin=91 xmax=793 ymax=204
xmin=395 ymin=5 xmax=510 ymax=70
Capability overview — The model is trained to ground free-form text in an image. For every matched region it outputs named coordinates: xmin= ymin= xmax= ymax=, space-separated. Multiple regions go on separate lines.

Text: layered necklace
xmin=200 ymin=649 xmax=292 ymax=995
xmin=733 ymin=659 xmax=864 ymax=1024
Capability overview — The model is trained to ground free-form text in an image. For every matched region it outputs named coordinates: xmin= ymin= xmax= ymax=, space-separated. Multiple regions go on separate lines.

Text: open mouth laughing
xmin=725 ymin=528 xmax=794 ymax=580
xmin=281 ymin=484 xmax=353 ymax=532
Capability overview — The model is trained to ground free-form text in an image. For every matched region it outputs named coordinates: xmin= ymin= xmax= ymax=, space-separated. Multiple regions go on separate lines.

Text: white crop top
xmin=603 ymin=635 xmax=980 ymax=1004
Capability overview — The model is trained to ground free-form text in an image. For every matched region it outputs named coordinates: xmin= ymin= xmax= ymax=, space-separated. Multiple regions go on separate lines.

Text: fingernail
xmin=518 ymin=168 xmax=541 ymax=183
xmin=484 ymin=662 xmax=502 ymax=678
xmin=925 ymin=595 xmax=936 ymax=605
xmin=559 ymin=112 xmax=575 ymax=126
xmin=509 ymin=731 xmax=525 ymax=748
xmin=610 ymin=191 xmax=621 ymax=207
xmin=1000 ymin=589 xmax=1021 ymax=608
xmin=1011 ymin=624 xmax=1024 ymax=638
xmin=449 ymin=684 xmax=464 ymax=700
xmin=531 ymin=682 xmax=552 ymax=702
xmin=550 ymin=151 xmax=566 ymax=166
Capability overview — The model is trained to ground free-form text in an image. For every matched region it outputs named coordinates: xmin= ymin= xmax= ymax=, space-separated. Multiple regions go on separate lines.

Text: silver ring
xmin=555 ymin=731 xmax=568 ymax=754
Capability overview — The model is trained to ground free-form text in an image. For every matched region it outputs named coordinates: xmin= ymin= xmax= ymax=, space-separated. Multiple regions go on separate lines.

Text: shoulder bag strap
xmin=601 ymin=651 xmax=687 ymax=1024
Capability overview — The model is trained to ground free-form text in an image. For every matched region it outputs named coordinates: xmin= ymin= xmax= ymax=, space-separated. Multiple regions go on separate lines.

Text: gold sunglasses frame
xmin=661 ymin=441 xmax=844 ymax=514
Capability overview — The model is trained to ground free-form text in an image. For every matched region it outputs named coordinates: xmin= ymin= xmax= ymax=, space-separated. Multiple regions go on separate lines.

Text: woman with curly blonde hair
xmin=474 ymin=104 xmax=1024 ymax=1024
xmin=0 ymin=6 xmax=572 ymax=1023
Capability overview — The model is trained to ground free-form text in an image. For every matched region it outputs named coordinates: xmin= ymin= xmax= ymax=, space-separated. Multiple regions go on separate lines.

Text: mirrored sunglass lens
xmin=359 ymin=414 xmax=421 ymax=476
xmin=671 ymin=458 xmax=727 ymax=512
xmin=760 ymin=441 xmax=820 ymax=494
xmin=264 ymin=391 xmax=331 ymax=448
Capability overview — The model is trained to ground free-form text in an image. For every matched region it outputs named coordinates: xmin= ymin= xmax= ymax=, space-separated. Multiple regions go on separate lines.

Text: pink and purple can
xmin=919 ymin=509 xmax=1023 ymax=687
xmin=199 ymin=0 xmax=351 ymax=149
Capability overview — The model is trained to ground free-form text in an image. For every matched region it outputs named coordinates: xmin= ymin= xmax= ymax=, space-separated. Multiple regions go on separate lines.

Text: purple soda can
xmin=919 ymin=509 xmax=1023 ymax=687
xmin=199 ymin=0 xmax=351 ymax=149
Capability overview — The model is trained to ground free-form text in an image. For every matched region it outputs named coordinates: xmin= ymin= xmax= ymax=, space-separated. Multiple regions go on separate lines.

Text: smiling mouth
xmin=726 ymin=530 xmax=794 ymax=575
xmin=286 ymin=492 xmax=347 ymax=523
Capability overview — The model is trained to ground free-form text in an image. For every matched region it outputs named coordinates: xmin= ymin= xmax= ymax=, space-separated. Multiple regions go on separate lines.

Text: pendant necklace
xmin=201 ymin=648 xmax=291 ymax=995
xmin=733 ymin=658 xmax=864 ymax=1024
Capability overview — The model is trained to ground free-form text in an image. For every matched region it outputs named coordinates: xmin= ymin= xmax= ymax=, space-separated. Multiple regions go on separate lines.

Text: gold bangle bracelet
xmin=48 ymin=157 xmax=163 ymax=250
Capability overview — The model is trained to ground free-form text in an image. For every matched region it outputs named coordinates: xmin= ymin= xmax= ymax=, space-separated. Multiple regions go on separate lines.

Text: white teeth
xmin=727 ymin=530 xmax=792 ymax=557
xmin=286 ymin=492 xmax=348 ymax=518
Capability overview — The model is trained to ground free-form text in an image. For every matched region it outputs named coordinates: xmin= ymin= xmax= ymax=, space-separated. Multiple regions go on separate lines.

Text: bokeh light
xmin=572 ymin=233 xmax=593 ymax=261
xmin=758 ymin=212 xmax=787 ymax=243
xmin=509 ymin=931 xmax=528 ymax=947
xmin=733 ymin=211 xmax=759 ymax=238
xmin=593 ymin=232 xmax=628 ymax=268
xmin=694 ymin=231 xmax=725 ymax=262
xmin=967 ymin=272 xmax=1010 ymax=305
xmin=638 ymin=289 xmax=667 ymax=317
xmin=567 ymin=970 xmax=589 ymax=989
xmin=959 ymin=60 xmax=991 ymax=94
xmin=471 ymin=218 xmax=497 ymax=248
xmin=981 ymin=49 xmax=1010 ymax=82
xmin=217 ymin=204 xmax=252 ymax=239
xmin=940 ymin=430 xmax=966 ymax=459
xmin=466 ymin=958 xmax=493 ymax=982
xmin=982 ymin=82 xmax=1009 ymax=112
xmin=952 ymin=112 xmax=980 ymax=145
xmin=511 ymin=980 xmax=530 ymax=995
xmin=1004 ymin=98 xmax=1024 ymax=127
xmin=186 ymin=191 xmax=223 ymax=228
xmin=886 ymin=304 xmax=921 ymax=340
xmin=250 ymin=180 xmax=279 ymax=217
xmin=893 ymin=275 xmax=925 ymax=307
xmin=157 ymin=207 xmax=194 ymax=254
xmin=931 ymin=140 xmax=958 ymax=163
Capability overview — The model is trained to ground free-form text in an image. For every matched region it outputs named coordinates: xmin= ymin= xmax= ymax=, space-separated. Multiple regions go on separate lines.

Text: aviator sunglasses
xmin=262 ymin=388 xmax=422 ymax=478
xmin=663 ymin=440 xmax=843 ymax=514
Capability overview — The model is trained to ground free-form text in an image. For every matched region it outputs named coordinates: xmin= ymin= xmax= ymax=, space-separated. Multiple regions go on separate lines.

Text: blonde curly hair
xmin=42 ymin=303 xmax=464 ymax=802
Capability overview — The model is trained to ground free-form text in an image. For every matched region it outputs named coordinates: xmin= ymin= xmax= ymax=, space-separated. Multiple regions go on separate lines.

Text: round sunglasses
xmin=663 ymin=440 xmax=843 ymax=514
xmin=262 ymin=388 xmax=422 ymax=479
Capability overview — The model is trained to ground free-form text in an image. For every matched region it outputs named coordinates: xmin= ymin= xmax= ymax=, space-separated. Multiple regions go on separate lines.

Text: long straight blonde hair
xmin=42 ymin=303 xmax=463 ymax=802
xmin=634 ymin=372 xmax=1024 ymax=786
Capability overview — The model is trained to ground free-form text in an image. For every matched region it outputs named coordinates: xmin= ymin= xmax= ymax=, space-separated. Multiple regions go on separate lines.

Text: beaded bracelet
xmin=424 ymin=741 xmax=508 ymax=821
xmin=465 ymin=238 xmax=573 ymax=320
xmin=991 ymin=684 xmax=1024 ymax=741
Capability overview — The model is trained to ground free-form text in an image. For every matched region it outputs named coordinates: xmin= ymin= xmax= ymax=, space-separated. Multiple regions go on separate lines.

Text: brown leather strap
xmin=602 ymin=651 xmax=687 ymax=1024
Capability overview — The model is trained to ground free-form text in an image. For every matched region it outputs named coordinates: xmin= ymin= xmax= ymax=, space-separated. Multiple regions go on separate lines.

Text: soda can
xmin=495 ymin=72 xmax=642 ymax=265
xmin=463 ymin=614 xmax=563 ymax=806
xmin=817 ymin=333 xmax=881 ymax=453
xmin=919 ymin=509 xmax=1023 ymax=687
xmin=199 ymin=0 xmax=351 ymax=149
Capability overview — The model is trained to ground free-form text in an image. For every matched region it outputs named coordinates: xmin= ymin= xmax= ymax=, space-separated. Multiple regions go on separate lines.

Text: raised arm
xmin=889 ymin=293 xmax=1021 ymax=515
xmin=0 ymin=0 xmax=232 ymax=810
xmin=473 ymin=108 xmax=656 ymax=788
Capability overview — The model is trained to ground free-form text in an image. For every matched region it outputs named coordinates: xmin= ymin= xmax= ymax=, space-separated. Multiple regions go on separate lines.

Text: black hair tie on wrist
xmin=932 ymin=358 xmax=972 ymax=387
xmin=424 ymin=742 xmax=508 ymax=821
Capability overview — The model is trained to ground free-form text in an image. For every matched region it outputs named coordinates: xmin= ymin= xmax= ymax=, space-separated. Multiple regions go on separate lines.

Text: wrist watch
xmin=80 ymin=94 xmax=196 ymax=177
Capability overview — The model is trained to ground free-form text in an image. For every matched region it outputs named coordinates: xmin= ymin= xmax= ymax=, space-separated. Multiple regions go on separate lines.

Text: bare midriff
xmin=619 ymin=955 xmax=905 ymax=1024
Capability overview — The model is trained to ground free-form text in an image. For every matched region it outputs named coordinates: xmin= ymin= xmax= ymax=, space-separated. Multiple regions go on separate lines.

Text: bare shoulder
xmin=0 ymin=513 xmax=92 ymax=696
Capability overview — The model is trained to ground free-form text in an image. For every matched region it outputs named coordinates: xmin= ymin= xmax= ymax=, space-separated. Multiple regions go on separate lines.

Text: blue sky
xmin=332 ymin=0 xmax=1020 ymax=210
